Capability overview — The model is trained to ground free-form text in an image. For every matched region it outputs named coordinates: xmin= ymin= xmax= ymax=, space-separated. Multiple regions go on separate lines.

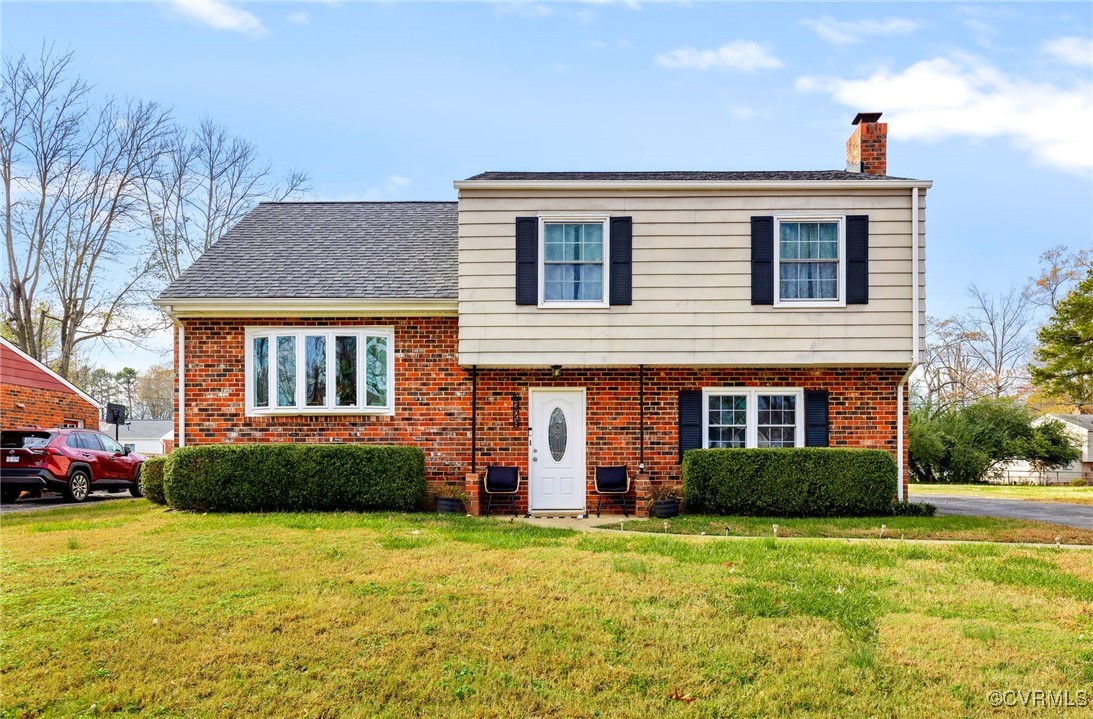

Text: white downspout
xmin=896 ymin=187 xmax=922 ymax=501
xmin=164 ymin=307 xmax=186 ymax=449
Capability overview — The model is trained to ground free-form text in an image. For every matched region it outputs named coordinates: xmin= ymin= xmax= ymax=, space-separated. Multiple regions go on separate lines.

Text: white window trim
xmin=537 ymin=214 xmax=611 ymax=309
xmin=244 ymin=327 xmax=395 ymax=417
xmin=772 ymin=215 xmax=846 ymax=309
xmin=701 ymin=387 xmax=805 ymax=449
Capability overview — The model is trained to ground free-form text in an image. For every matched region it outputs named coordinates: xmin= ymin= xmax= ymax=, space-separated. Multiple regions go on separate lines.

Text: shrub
xmin=1070 ymin=478 xmax=1088 ymax=487
xmin=140 ymin=456 xmax=167 ymax=505
xmin=891 ymin=500 xmax=937 ymax=517
xmin=682 ymin=448 xmax=897 ymax=517
xmin=163 ymin=444 xmax=425 ymax=512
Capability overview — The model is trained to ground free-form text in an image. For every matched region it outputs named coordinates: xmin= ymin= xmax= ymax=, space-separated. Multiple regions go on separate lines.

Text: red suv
xmin=0 ymin=428 xmax=146 ymax=503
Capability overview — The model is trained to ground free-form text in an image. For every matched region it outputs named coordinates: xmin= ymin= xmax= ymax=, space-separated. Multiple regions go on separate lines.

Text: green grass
xmin=912 ymin=482 xmax=1093 ymax=505
xmin=2 ymin=502 xmax=1092 ymax=718
xmin=596 ymin=514 xmax=1093 ymax=544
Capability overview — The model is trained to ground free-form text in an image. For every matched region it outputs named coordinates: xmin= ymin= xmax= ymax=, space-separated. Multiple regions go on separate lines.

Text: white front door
xmin=529 ymin=389 xmax=586 ymax=512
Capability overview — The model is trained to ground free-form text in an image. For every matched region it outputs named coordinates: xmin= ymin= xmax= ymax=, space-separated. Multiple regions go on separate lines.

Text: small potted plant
xmin=434 ymin=484 xmax=466 ymax=514
xmin=648 ymin=485 xmax=681 ymax=519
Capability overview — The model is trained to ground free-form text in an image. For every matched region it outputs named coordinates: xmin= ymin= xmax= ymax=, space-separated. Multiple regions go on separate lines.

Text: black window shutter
xmin=678 ymin=390 xmax=703 ymax=461
xmin=846 ymin=215 xmax=869 ymax=304
xmin=804 ymin=390 xmax=830 ymax=447
xmin=515 ymin=217 xmax=538 ymax=305
xmin=609 ymin=216 xmax=633 ymax=305
xmin=751 ymin=216 xmax=774 ymax=305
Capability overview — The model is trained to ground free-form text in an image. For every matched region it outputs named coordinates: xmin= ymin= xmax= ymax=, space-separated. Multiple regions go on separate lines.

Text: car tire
xmin=1 ymin=488 xmax=20 ymax=504
xmin=64 ymin=468 xmax=92 ymax=503
xmin=129 ymin=466 xmax=143 ymax=498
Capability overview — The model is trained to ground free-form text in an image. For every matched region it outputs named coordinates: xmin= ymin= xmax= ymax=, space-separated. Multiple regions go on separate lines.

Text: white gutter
xmin=151 ymin=297 xmax=457 ymax=318
xmin=160 ymin=305 xmax=186 ymax=449
xmin=896 ymin=187 xmax=923 ymax=501
xmin=455 ymin=179 xmax=933 ymax=191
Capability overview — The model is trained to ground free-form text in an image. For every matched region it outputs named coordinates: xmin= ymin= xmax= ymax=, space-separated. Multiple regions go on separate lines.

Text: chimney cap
xmin=852 ymin=112 xmax=883 ymax=125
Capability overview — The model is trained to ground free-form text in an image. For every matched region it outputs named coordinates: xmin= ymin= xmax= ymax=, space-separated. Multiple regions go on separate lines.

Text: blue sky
xmin=4 ymin=1 xmax=1092 ymax=370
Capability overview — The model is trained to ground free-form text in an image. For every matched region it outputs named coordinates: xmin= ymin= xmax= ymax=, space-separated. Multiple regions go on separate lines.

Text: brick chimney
xmin=846 ymin=112 xmax=887 ymax=175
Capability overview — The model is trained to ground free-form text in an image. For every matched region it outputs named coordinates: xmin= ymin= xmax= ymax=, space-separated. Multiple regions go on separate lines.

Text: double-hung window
xmin=775 ymin=218 xmax=844 ymax=305
xmin=246 ymin=327 xmax=393 ymax=415
xmin=703 ymin=388 xmax=804 ymax=449
xmin=539 ymin=217 xmax=609 ymax=307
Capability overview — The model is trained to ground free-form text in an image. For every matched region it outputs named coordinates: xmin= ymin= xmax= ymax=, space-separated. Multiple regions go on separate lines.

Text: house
xmin=0 ymin=337 xmax=102 ymax=430
xmin=154 ymin=112 xmax=929 ymax=515
xmin=999 ymin=414 xmax=1093 ymax=485
xmin=99 ymin=419 xmax=174 ymax=455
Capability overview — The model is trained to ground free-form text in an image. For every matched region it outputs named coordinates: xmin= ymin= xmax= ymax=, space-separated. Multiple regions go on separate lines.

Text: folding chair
xmin=594 ymin=466 xmax=631 ymax=517
xmin=483 ymin=466 xmax=521 ymax=517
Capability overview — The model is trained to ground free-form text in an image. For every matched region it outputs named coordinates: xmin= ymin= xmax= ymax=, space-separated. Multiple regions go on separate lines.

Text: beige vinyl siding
xmin=458 ymin=187 xmax=927 ymax=366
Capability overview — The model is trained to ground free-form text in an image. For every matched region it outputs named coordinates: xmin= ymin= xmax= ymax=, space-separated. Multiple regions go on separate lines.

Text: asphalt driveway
xmin=0 ymin=492 xmax=139 ymax=515
xmin=914 ymin=493 xmax=1093 ymax=530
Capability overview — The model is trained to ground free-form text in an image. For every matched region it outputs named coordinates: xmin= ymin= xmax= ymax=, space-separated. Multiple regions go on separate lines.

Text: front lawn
xmin=599 ymin=514 xmax=1093 ymax=545
xmin=912 ymin=482 xmax=1093 ymax=506
xmin=2 ymin=502 xmax=1091 ymax=718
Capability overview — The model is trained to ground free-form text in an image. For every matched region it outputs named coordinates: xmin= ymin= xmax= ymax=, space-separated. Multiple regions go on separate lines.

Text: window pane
xmin=366 ymin=335 xmax=389 ymax=407
xmin=253 ymin=337 xmax=269 ymax=407
xmin=335 ymin=336 xmax=358 ymax=407
xmin=780 ymin=261 xmax=838 ymax=300
xmin=544 ymin=224 xmax=564 ymax=261
xmin=277 ymin=336 xmax=296 ymax=407
xmin=757 ymin=394 xmax=796 ymax=447
xmin=708 ymin=395 xmax=747 ymax=448
xmin=304 ymin=335 xmax=326 ymax=407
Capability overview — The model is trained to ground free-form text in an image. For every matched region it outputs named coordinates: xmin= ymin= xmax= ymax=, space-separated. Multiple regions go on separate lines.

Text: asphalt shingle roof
xmin=463 ymin=170 xmax=917 ymax=182
xmin=158 ymin=202 xmax=457 ymax=300
xmin=1054 ymin=414 xmax=1093 ymax=431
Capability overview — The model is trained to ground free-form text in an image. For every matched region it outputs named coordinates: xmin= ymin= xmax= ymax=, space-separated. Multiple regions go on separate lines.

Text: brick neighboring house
xmin=0 ymin=337 xmax=102 ymax=429
xmin=155 ymin=113 xmax=929 ymax=515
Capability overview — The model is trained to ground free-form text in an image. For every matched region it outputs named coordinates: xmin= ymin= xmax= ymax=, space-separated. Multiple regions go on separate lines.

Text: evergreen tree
xmin=1031 ymin=267 xmax=1093 ymax=411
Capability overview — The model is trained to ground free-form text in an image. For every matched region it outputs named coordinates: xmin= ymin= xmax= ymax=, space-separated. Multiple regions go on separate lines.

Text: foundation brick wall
xmin=176 ymin=316 xmax=909 ymax=513
xmin=472 ymin=366 xmax=908 ymax=515
xmin=1 ymin=383 xmax=100 ymax=429
xmin=176 ymin=316 xmax=470 ymax=490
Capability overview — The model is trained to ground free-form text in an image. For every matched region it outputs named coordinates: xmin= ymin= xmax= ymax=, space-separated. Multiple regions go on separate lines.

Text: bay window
xmin=247 ymin=327 xmax=393 ymax=415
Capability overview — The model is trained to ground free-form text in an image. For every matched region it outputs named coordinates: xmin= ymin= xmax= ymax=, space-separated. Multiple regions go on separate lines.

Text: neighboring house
xmin=999 ymin=414 xmax=1093 ymax=485
xmin=99 ymin=420 xmax=174 ymax=455
xmin=154 ymin=112 xmax=929 ymax=515
xmin=0 ymin=337 xmax=102 ymax=430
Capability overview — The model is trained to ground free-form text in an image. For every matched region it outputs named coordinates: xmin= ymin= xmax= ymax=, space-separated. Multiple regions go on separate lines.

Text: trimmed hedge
xmin=141 ymin=456 xmax=167 ymax=505
xmin=891 ymin=500 xmax=937 ymax=517
xmin=683 ymin=448 xmax=898 ymax=517
xmin=163 ymin=444 xmax=426 ymax=512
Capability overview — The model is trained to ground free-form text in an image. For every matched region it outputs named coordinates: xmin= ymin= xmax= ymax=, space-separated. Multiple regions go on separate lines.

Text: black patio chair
xmin=594 ymin=466 xmax=631 ymax=517
xmin=482 ymin=466 xmax=521 ymax=517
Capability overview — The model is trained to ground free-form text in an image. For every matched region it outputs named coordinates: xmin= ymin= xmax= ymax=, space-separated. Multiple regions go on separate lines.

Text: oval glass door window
xmin=548 ymin=407 xmax=567 ymax=461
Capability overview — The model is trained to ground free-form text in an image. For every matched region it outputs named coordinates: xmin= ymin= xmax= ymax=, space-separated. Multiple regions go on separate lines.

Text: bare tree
xmin=2 ymin=48 xmax=171 ymax=376
xmin=133 ymin=364 xmax=174 ymax=420
xmin=918 ymin=285 xmax=1035 ymax=410
xmin=1024 ymin=244 xmax=1091 ymax=313
xmin=142 ymin=118 xmax=309 ymax=282
xmin=958 ymin=285 xmax=1034 ymax=399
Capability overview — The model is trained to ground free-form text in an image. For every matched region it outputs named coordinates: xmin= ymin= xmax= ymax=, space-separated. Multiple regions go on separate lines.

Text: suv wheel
xmin=65 ymin=468 xmax=92 ymax=503
xmin=129 ymin=467 xmax=144 ymax=498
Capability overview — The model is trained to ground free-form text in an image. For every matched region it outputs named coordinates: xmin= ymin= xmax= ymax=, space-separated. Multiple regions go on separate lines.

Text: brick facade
xmin=1 ymin=382 xmax=100 ymax=430
xmin=177 ymin=316 xmax=909 ymax=514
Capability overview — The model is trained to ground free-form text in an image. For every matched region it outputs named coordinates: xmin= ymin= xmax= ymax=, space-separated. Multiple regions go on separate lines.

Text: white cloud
xmin=797 ymin=53 xmax=1093 ymax=174
xmin=726 ymin=104 xmax=766 ymax=120
xmin=1043 ymin=36 xmax=1093 ymax=67
xmin=802 ymin=16 xmax=920 ymax=45
xmin=655 ymin=41 xmax=782 ymax=72
xmin=492 ymin=2 xmax=554 ymax=18
xmin=169 ymin=0 xmax=268 ymax=37
xmin=286 ymin=11 xmax=310 ymax=24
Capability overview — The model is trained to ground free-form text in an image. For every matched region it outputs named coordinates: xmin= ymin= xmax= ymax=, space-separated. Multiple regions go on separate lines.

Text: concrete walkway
xmin=508 ymin=515 xmax=1093 ymax=550
xmin=914 ymin=494 xmax=1093 ymax=530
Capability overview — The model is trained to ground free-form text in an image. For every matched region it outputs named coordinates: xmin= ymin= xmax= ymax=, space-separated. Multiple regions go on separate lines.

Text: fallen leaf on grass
xmin=670 ymin=688 xmax=695 ymax=703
